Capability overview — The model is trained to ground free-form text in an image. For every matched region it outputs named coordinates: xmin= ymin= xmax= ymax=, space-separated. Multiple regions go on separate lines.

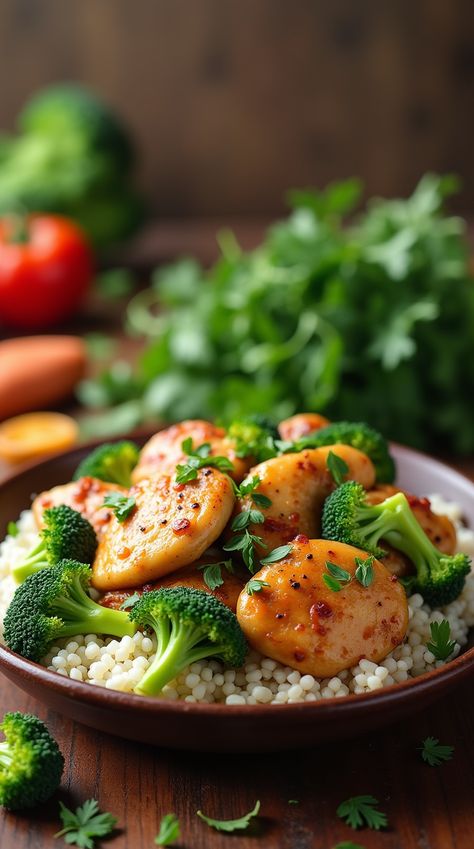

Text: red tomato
xmin=0 ymin=214 xmax=94 ymax=329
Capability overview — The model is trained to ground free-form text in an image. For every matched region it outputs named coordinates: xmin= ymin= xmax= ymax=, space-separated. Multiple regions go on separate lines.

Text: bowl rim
xmin=0 ymin=437 xmax=473 ymax=717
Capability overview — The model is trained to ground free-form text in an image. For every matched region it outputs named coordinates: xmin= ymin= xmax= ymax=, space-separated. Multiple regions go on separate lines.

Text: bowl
xmin=0 ymin=440 xmax=473 ymax=752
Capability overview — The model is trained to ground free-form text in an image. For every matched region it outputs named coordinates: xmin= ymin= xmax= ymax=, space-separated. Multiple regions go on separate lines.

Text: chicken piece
xmin=365 ymin=485 xmax=457 ymax=578
xmin=92 ymin=468 xmax=235 ymax=591
xmin=233 ymin=445 xmax=375 ymax=554
xmin=132 ymin=419 xmax=252 ymax=484
xmin=99 ymin=555 xmax=246 ymax=613
xmin=32 ymin=477 xmax=127 ymax=540
xmin=278 ymin=412 xmax=330 ymax=442
xmin=237 ymin=537 xmax=408 ymax=678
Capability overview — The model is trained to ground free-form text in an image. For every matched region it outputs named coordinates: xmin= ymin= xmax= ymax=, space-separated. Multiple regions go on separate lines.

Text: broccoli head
xmin=4 ymin=559 xmax=136 ymax=662
xmin=73 ymin=440 xmax=139 ymax=487
xmin=227 ymin=415 xmax=279 ymax=462
xmin=13 ymin=505 xmax=97 ymax=584
xmin=0 ymin=712 xmax=64 ymax=810
xmin=129 ymin=587 xmax=247 ymax=695
xmin=322 ymin=481 xmax=471 ymax=606
xmin=288 ymin=420 xmax=395 ymax=483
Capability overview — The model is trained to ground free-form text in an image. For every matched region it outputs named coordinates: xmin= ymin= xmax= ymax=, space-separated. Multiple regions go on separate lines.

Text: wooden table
xmin=1 ymin=221 xmax=474 ymax=848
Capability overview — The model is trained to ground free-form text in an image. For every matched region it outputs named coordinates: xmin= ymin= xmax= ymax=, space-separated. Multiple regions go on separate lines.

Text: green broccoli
xmin=13 ymin=505 xmax=97 ymax=584
xmin=0 ymin=712 xmax=64 ymax=810
xmin=322 ymin=481 xmax=471 ymax=606
xmin=3 ymin=560 xmax=136 ymax=662
xmin=129 ymin=587 xmax=247 ymax=695
xmin=287 ymin=420 xmax=395 ymax=483
xmin=227 ymin=415 xmax=279 ymax=462
xmin=73 ymin=440 xmax=139 ymax=487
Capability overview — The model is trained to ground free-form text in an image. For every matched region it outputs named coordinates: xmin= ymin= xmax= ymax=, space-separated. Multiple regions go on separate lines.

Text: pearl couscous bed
xmin=1 ymin=494 xmax=473 ymax=705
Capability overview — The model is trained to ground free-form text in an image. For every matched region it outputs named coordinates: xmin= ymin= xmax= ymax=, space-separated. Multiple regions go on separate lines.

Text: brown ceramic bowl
xmin=0 ymin=440 xmax=473 ymax=752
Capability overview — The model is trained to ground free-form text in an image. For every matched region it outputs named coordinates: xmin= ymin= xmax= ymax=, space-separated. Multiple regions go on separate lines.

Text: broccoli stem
xmin=13 ymin=541 xmax=47 ymax=583
xmin=135 ymin=619 xmax=224 ymax=695
xmin=50 ymin=575 xmax=136 ymax=639
xmin=0 ymin=742 xmax=12 ymax=769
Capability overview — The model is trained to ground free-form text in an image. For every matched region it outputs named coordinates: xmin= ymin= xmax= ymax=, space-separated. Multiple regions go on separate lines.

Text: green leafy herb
xmin=55 ymin=799 xmax=117 ymax=849
xmin=260 ymin=544 xmax=293 ymax=565
xmin=155 ymin=813 xmax=180 ymax=846
xmin=246 ymin=579 xmax=271 ymax=596
xmin=333 ymin=842 xmax=366 ymax=849
xmin=427 ymin=619 xmax=456 ymax=661
xmin=197 ymin=800 xmax=260 ymax=832
xmin=233 ymin=476 xmax=272 ymax=509
xmin=7 ymin=521 xmax=19 ymax=538
xmin=420 ymin=736 xmax=454 ymax=766
xmin=288 ymin=799 xmax=299 ymax=805
xmin=336 ymin=795 xmax=387 ymax=831
xmin=354 ymin=556 xmax=375 ymax=588
xmin=103 ymin=492 xmax=136 ymax=523
xmin=198 ymin=560 xmax=234 ymax=591
xmin=223 ymin=529 xmax=265 ymax=573
xmin=175 ymin=439 xmax=234 ymax=484
xmin=323 ymin=560 xmax=351 ymax=592
xmin=97 ymin=268 xmax=135 ymax=300
xmin=231 ymin=509 xmax=265 ymax=531
xmin=327 ymin=450 xmax=349 ymax=486
xmin=120 ymin=592 xmax=141 ymax=611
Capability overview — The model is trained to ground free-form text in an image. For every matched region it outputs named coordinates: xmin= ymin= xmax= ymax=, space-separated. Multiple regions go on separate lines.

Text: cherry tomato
xmin=0 ymin=214 xmax=94 ymax=329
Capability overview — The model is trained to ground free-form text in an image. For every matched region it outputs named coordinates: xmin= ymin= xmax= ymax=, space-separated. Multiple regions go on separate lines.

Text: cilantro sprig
xmin=426 ymin=619 xmax=456 ymax=661
xmin=103 ymin=492 xmax=136 ymax=522
xmin=55 ymin=799 xmax=117 ymax=848
xmin=419 ymin=736 xmax=454 ymax=766
xmin=336 ymin=795 xmax=387 ymax=831
xmin=197 ymin=800 xmax=260 ymax=832
xmin=155 ymin=812 xmax=180 ymax=846
xmin=175 ymin=438 xmax=234 ymax=484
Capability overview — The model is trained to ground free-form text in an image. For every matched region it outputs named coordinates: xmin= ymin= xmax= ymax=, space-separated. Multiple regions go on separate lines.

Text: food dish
xmin=0 ymin=419 xmax=473 ymax=751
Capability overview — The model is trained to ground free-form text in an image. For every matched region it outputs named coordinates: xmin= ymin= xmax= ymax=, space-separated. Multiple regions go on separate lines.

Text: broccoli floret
xmin=227 ymin=416 xmax=279 ymax=462
xmin=289 ymin=420 xmax=395 ymax=483
xmin=13 ymin=505 xmax=97 ymax=584
xmin=322 ymin=481 xmax=471 ymax=606
xmin=3 ymin=560 xmax=136 ymax=662
xmin=73 ymin=441 xmax=139 ymax=487
xmin=19 ymin=84 xmax=134 ymax=172
xmin=129 ymin=587 xmax=247 ymax=695
xmin=0 ymin=712 xmax=64 ymax=810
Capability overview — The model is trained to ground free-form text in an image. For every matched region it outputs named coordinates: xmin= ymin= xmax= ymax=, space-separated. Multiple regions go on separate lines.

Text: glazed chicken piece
xmin=132 ymin=419 xmax=252 ymax=484
xmin=92 ymin=468 xmax=235 ymax=591
xmin=237 ymin=537 xmax=408 ymax=678
xmin=278 ymin=412 xmax=330 ymax=442
xmin=99 ymin=555 xmax=246 ymax=613
xmin=365 ymin=485 xmax=457 ymax=578
xmin=32 ymin=477 xmax=127 ymax=539
xmin=233 ymin=445 xmax=375 ymax=554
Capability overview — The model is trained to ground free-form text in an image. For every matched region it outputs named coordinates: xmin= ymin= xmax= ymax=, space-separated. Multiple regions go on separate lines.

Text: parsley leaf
xmin=7 ymin=521 xmax=19 ymax=537
xmin=55 ymin=799 xmax=117 ymax=849
xmin=333 ymin=843 xmax=366 ymax=849
xmin=323 ymin=560 xmax=351 ymax=591
xmin=120 ymin=592 xmax=141 ymax=610
xmin=175 ymin=439 xmax=234 ymax=484
xmin=233 ymin=476 xmax=273 ymax=508
xmin=251 ymin=492 xmax=272 ymax=508
xmin=427 ymin=619 xmax=456 ymax=661
xmin=327 ymin=450 xmax=349 ymax=486
xmin=337 ymin=796 xmax=387 ymax=831
xmin=197 ymin=800 xmax=260 ymax=832
xmin=155 ymin=812 xmax=180 ymax=846
xmin=246 ymin=579 xmax=271 ymax=596
xmin=260 ymin=544 xmax=293 ymax=565
xmin=420 ymin=736 xmax=454 ymax=766
xmin=198 ymin=560 xmax=234 ymax=590
xmin=354 ymin=556 xmax=375 ymax=587
xmin=103 ymin=492 xmax=136 ymax=522
xmin=231 ymin=509 xmax=265 ymax=531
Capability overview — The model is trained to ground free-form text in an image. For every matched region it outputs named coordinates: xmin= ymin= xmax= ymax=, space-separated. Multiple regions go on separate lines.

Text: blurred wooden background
xmin=0 ymin=0 xmax=473 ymax=216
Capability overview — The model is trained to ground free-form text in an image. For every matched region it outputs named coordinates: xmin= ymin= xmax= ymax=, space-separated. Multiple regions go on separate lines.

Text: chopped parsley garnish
xmin=223 ymin=528 xmax=264 ymax=573
xmin=233 ymin=475 xmax=272 ymax=508
xmin=103 ymin=492 xmax=136 ymax=522
xmin=336 ymin=795 xmax=387 ymax=831
xmin=354 ymin=556 xmax=375 ymax=587
xmin=198 ymin=560 xmax=234 ymax=590
xmin=55 ymin=799 xmax=117 ymax=848
xmin=155 ymin=812 xmax=180 ymax=846
xmin=7 ymin=521 xmax=19 ymax=537
xmin=260 ymin=544 xmax=293 ymax=565
xmin=333 ymin=842 xmax=366 ymax=849
xmin=120 ymin=592 xmax=141 ymax=610
xmin=427 ymin=619 xmax=456 ymax=661
xmin=323 ymin=557 xmax=375 ymax=592
xmin=175 ymin=438 xmax=234 ymax=484
xmin=326 ymin=450 xmax=350 ymax=486
xmin=246 ymin=579 xmax=271 ymax=596
xmin=420 ymin=736 xmax=454 ymax=766
xmin=197 ymin=800 xmax=260 ymax=832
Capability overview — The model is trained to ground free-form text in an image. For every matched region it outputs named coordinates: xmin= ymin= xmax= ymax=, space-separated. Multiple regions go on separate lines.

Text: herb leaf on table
xmin=336 ymin=795 xmax=387 ymax=830
xmin=155 ymin=812 xmax=180 ymax=846
xmin=55 ymin=799 xmax=117 ymax=848
xmin=420 ymin=737 xmax=454 ymax=766
xmin=197 ymin=800 xmax=260 ymax=832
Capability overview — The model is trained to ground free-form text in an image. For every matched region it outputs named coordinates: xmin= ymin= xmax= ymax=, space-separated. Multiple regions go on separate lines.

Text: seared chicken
xmin=32 ymin=477 xmax=127 ymax=539
xmin=278 ymin=412 xmax=330 ymax=442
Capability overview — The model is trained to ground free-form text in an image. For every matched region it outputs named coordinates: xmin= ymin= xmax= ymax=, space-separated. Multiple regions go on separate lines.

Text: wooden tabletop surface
xmin=1 ymin=220 xmax=474 ymax=849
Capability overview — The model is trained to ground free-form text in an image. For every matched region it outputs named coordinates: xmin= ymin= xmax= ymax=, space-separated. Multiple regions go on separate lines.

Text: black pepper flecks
xmin=191 ymin=502 xmax=200 ymax=509
xmin=290 ymin=580 xmax=300 ymax=590
xmin=305 ymin=553 xmax=313 ymax=560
